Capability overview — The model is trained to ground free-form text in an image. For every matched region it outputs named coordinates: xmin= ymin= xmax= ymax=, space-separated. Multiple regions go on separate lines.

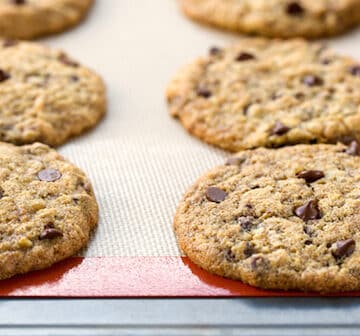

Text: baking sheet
xmin=2 ymin=0 xmax=360 ymax=297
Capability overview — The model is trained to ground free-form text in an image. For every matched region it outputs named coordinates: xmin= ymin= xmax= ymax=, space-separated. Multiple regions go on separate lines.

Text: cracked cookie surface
xmin=167 ymin=38 xmax=360 ymax=152
xmin=0 ymin=39 xmax=106 ymax=146
xmin=0 ymin=0 xmax=93 ymax=39
xmin=179 ymin=0 xmax=360 ymax=38
xmin=174 ymin=144 xmax=360 ymax=292
xmin=0 ymin=141 xmax=98 ymax=280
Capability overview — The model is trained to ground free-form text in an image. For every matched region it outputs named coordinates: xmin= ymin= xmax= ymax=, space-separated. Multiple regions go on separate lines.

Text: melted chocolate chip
xmin=0 ymin=69 xmax=10 ymax=83
xmin=271 ymin=121 xmax=290 ymax=136
xmin=296 ymin=170 xmax=324 ymax=183
xmin=294 ymin=200 xmax=321 ymax=221
xmin=244 ymin=242 xmax=255 ymax=258
xmin=209 ymin=46 xmax=222 ymax=56
xmin=58 ymin=53 xmax=79 ymax=67
xmin=225 ymin=157 xmax=243 ymax=166
xmin=286 ymin=2 xmax=304 ymax=16
xmin=237 ymin=216 xmax=253 ymax=231
xmin=39 ymin=227 xmax=63 ymax=240
xmin=250 ymin=256 xmax=266 ymax=270
xmin=37 ymin=169 xmax=62 ymax=182
xmin=302 ymin=75 xmax=323 ymax=87
xmin=349 ymin=65 xmax=360 ymax=76
xmin=3 ymin=39 xmax=17 ymax=47
xmin=236 ymin=52 xmax=256 ymax=62
xmin=332 ymin=239 xmax=356 ymax=259
xmin=346 ymin=140 xmax=360 ymax=156
xmin=224 ymin=249 xmax=236 ymax=262
xmin=11 ymin=0 xmax=26 ymax=4
xmin=196 ymin=86 xmax=212 ymax=98
xmin=206 ymin=187 xmax=227 ymax=203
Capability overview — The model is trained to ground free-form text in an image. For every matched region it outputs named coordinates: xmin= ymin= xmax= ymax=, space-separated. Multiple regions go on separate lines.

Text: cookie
xmin=0 ymin=0 xmax=93 ymax=39
xmin=0 ymin=141 xmax=98 ymax=280
xmin=174 ymin=143 xmax=360 ymax=292
xmin=179 ymin=0 xmax=360 ymax=38
xmin=0 ymin=39 xmax=106 ymax=146
xmin=167 ymin=38 xmax=360 ymax=152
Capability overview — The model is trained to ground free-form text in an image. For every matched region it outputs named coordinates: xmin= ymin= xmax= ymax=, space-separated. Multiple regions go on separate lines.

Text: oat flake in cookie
xmin=174 ymin=144 xmax=360 ymax=292
xmin=167 ymin=38 xmax=360 ymax=152
xmin=0 ymin=39 xmax=106 ymax=146
xmin=0 ymin=0 xmax=94 ymax=39
xmin=0 ymin=142 xmax=98 ymax=280
xmin=179 ymin=0 xmax=360 ymax=38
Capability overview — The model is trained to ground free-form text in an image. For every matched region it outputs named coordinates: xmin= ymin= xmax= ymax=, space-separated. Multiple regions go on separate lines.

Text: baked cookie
xmin=0 ymin=141 xmax=98 ymax=280
xmin=175 ymin=143 xmax=360 ymax=292
xmin=0 ymin=39 xmax=106 ymax=146
xmin=179 ymin=0 xmax=360 ymax=38
xmin=167 ymin=38 xmax=360 ymax=152
xmin=0 ymin=0 xmax=93 ymax=39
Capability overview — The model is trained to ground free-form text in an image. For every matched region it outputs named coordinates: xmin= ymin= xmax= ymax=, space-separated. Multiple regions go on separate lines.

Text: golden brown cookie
xmin=174 ymin=143 xmax=360 ymax=292
xmin=0 ymin=0 xmax=94 ymax=39
xmin=0 ymin=141 xmax=98 ymax=280
xmin=179 ymin=0 xmax=360 ymax=38
xmin=0 ymin=39 xmax=106 ymax=146
xmin=167 ymin=38 xmax=360 ymax=152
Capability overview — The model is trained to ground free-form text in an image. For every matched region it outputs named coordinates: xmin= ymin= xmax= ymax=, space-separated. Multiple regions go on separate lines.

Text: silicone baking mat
xmin=2 ymin=0 xmax=360 ymax=297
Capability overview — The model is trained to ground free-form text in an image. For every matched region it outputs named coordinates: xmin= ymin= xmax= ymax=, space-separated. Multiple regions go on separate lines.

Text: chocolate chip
xmin=321 ymin=59 xmax=332 ymax=65
xmin=296 ymin=170 xmax=324 ymax=183
xmin=225 ymin=157 xmax=243 ymax=166
xmin=304 ymin=226 xmax=313 ymax=237
xmin=196 ymin=86 xmax=212 ymax=98
xmin=237 ymin=216 xmax=254 ymax=231
xmin=206 ymin=187 xmax=227 ymax=203
xmin=349 ymin=65 xmax=360 ymax=76
xmin=271 ymin=121 xmax=290 ymax=136
xmin=209 ymin=46 xmax=222 ymax=56
xmin=236 ymin=52 xmax=256 ymax=62
xmin=243 ymin=103 xmax=252 ymax=115
xmin=244 ymin=242 xmax=255 ymax=258
xmin=302 ymin=75 xmax=323 ymax=87
xmin=250 ymin=256 xmax=266 ymax=270
xmin=224 ymin=249 xmax=236 ymax=262
xmin=39 ymin=227 xmax=63 ymax=240
xmin=304 ymin=240 xmax=312 ymax=245
xmin=295 ymin=92 xmax=305 ymax=100
xmin=58 ymin=53 xmax=79 ymax=67
xmin=0 ymin=69 xmax=10 ymax=83
xmin=3 ymin=39 xmax=17 ymax=47
xmin=0 ymin=187 xmax=4 ymax=199
xmin=70 ymin=75 xmax=79 ymax=82
xmin=332 ymin=239 xmax=356 ymax=259
xmin=294 ymin=200 xmax=321 ymax=221
xmin=309 ymin=138 xmax=317 ymax=144
xmin=37 ymin=169 xmax=62 ymax=182
xmin=286 ymin=2 xmax=304 ymax=16
xmin=11 ymin=0 xmax=26 ymax=4
xmin=346 ymin=141 xmax=360 ymax=156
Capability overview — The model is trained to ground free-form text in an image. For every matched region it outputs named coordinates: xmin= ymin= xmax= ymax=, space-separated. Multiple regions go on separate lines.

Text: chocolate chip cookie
xmin=174 ymin=143 xmax=360 ymax=292
xmin=167 ymin=38 xmax=360 ymax=152
xmin=0 ymin=0 xmax=93 ymax=39
xmin=0 ymin=141 xmax=98 ymax=280
xmin=0 ymin=39 xmax=106 ymax=146
xmin=179 ymin=0 xmax=360 ymax=38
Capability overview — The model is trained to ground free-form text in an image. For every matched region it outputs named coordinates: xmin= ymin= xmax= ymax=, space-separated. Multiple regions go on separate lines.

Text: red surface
xmin=0 ymin=256 xmax=359 ymax=297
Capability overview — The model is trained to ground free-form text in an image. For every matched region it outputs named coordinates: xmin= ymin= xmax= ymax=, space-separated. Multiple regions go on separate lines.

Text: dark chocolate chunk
xmin=244 ymin=242 xmax=255 ymax=258
xmin=332 ymin=239 xmax=356 ymax=259
xmin=237 ymin=216 xmax=254 ymax=231
xmin=271 ymin=121 xmax=290 ymax=136
xmin=304 ymin=240 xmax=312 ymax=245
xmin=236 ymin=52 xmax=256 ymax=62
xmin=250 ymin=256 xmax=267 ymax=270
xmin=206 ymin=187 xmax=227 ymax=203
xmin=196 ymin=86 xmax=212 ymax=98
xmin=296 ymin=170 xmax=324 ymax=183
xmin=39 ymin=226 xmax=63 ymax=240
xmin=37 ymin=168 xmax=62 ymax=182
xmin=224 ymin=249 xmax=236 ymax=262
xmin=286 ymin=2 xmax=304 ymax=16
xmin=302 ymin=75 xmax=323 ymax=87
xmin=346 ymin=140 xmax=360 ymax=156
xmin=349 ymin=65 xmax=360 ymax=76
xmin=0 ymin=69 xmax=10 ymax=83
xmin=209 ymin=46 xmax=222 ymax=56
xmin=294 ymin=200 xmax=321 ymax=221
